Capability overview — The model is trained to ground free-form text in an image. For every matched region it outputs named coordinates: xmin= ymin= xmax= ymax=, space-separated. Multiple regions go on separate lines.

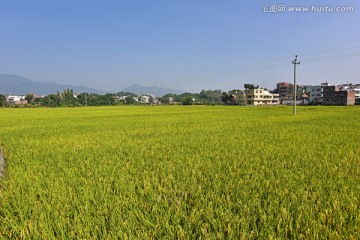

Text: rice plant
xmin=0 ymin=106 xmax=359 ymax=239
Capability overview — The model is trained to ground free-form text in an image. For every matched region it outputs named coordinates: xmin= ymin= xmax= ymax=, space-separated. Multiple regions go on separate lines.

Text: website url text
xmin=262 ymin=5 xmax=355 ymax=13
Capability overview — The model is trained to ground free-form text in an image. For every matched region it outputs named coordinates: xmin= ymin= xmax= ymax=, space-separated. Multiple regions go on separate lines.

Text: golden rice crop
xmin=0 ymin=106 xmax=359 ymax=239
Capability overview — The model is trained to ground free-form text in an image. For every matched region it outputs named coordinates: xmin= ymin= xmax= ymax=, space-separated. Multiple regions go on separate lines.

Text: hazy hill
xmin=122 ymin=84 xmax=184 ymax=97
xmin=0 ymin=74 xmax=105 ymax=95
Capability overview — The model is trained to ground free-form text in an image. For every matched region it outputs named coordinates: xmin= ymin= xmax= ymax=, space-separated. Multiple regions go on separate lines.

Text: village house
xmin=338 ymin=83 xmax=360 ymax=101
xmin=275 ymin=82 xmax=306 ymax=103
xmin=5 ymin=95 xmax=28 ymax=105
xmin=322 ymin=86 xmax=355 ymax=106
xmin=303 ymin=82 xmax=330 ymax=103
xmin=237 ymin=88 xmax=280 ymax=106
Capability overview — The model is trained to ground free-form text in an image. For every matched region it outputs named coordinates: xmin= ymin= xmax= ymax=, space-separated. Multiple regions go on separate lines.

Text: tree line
xmin=0 ymin=88 xmax=243 ymax=107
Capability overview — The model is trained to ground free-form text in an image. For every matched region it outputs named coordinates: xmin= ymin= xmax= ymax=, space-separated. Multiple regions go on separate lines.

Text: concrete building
xmin=114 ymin=95 xmax=138 ymax=103
xmin=238 ymin=88 xmax=279 ymax=106
xmin=5 ymin=95 xmax=28 ymax=105
xmin=236 ymin=92 xmax=247 ymax=105
xmin=140 ymin=95 xmax=151 ymax=104
xmin=322 ymin=86 xmax=355 ymax=106
xmin=276 ymin=82 xmax=293 ymax=101
xmin=338 ymin=83 xmax=360 ymax=101
xmin=305 ymin=82 xmax=331 ymax=103
xmin=271 ymin=93 xmax=280 ymax=105
xmin=307 ymin=85 xmax=322 ymax=103
xmin=275 ymin=82 xmax=306 ymax=103
xmin=139 ymin=94 xmax=158 ymax=104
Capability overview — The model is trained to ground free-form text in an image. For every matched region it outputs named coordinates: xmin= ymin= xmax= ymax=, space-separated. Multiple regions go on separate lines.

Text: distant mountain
xmin=0 ymin=74 xmax=105 ymax=95
xmin=122 ymin=84 xmax=184 ymax=97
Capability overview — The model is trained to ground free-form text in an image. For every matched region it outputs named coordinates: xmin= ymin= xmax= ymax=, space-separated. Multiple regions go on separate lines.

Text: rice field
xmin=0 ymin=106 xmax=359 ymax=239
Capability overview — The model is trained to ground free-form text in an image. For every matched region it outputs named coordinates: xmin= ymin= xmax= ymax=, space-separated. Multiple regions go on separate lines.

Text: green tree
xmin=87 ymin=93 xmax=101 ymax=106
xmin=244 ymin=84 xmax=255 ymax=90
xmin=229 ymin=89 xmax=242 ymax=94
xmin=199 ymin=90 xmax=207 ymax=99
xmin=125 ymin=96 xmax=136 ymax=104
xmin=181 ymin=97 xmax=194 ymax=105
xmin=161 ymin=96 xmax=171 ymax=104
xmin=0 ymin=94 xmax=6 ymax=107
xmin=25 ymin=94 xmax=35 ymax=104
xmin=197 ymin=89 xmax=222 ymax=104
xmin=221 ymin=92 xmax=229 ymax=104
xmin=206 ymin=89 xmax=222 ymax=103
xmin=77 ymin=93 xmax=114 ymax=106
xmin=60 ymin=89 xmax=77 ymax=106
xmin=77 ymin=93 xmax=91 ymax=106
xmin=117 ymin=91 xmax=137 ymax=98
xmin=98 ymin=94 xmax=116 ymax=105
xmin=161 ymin=94 xmax=179 ymax=104
xmin=43 ymin=94 xmax=62 ymax=107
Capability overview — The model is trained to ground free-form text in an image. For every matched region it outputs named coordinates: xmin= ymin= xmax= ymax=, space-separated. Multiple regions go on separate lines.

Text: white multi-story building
xmin=306 ymin=82 xmax=330 ymax=103
xmin=139 ymin=94 xmax=158 ymax=104
xmin=5 ymin=95 xmax=27 ymax=105
xmin=307 ymin=85 xmax=322 ymax=102
xmin=140 ymin=95 xmax=151 ymax=104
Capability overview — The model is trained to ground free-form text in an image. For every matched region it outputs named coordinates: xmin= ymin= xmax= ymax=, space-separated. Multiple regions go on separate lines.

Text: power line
xmin=149 ymin=57 xmax=291 ymax=87
xmin=141 ymin=46 xmax=360 ymax=88
xmin=152 ymin=60 xmax=291 ymax=88
xmin=298 ymin=46 xmax=360 ymax=57
xmin=301 ymin=52 xmax=360 ymax=63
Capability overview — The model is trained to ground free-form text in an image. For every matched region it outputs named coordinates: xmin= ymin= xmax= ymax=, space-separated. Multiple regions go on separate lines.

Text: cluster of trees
xmin=41 ymin=92 xmax=117 ymax=107
xmin=22 ymin=90 xmax=138 ymax=107
xmin=0 ymin=88 xmax=246 ymax=107
xmin=0 ymin=86 xmax=249 ymax=108
xmin=0 ymin=90 xmax=135 ymax=108
xmin=162 ymin=89 xmax=224 ymax=105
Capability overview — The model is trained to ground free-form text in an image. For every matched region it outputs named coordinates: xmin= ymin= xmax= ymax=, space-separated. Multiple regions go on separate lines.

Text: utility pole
xmin=292 ymin=55 xmax=300 ymax=115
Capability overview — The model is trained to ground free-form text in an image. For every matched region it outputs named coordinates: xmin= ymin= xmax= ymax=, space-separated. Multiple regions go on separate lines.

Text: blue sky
xmin=1 ymin=0 xmax=359 ymax=93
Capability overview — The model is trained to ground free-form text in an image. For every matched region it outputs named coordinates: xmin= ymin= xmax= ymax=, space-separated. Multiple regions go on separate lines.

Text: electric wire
xmin=143 ymin=46 xmax=360 ymax=88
